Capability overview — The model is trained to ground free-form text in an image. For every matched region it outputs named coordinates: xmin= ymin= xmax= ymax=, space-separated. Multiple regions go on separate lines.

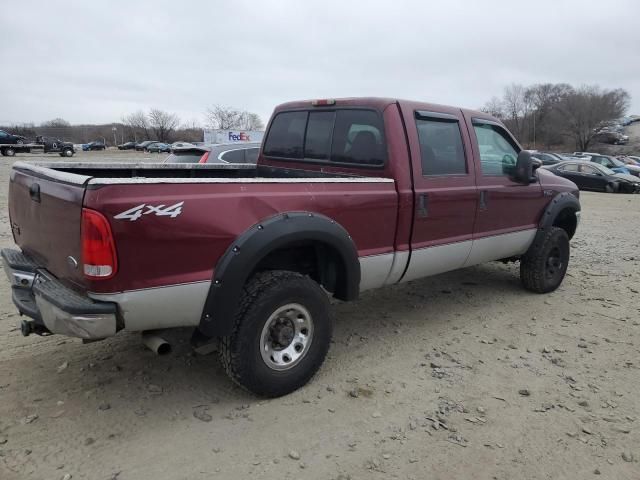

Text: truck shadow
xmin=3 ymin=261 xmax=535 ymax=437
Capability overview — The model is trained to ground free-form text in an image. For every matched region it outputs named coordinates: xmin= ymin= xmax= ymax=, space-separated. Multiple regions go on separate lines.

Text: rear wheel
xmin=520 ymin=227 xmax=570 ymax=293
xmin=4 ymin=147 xmax=15 ymax=157
xmin=62 ymin=148 xmax=74 ymax=157
xmin=219 ymin=270 xmax=332 ymax=397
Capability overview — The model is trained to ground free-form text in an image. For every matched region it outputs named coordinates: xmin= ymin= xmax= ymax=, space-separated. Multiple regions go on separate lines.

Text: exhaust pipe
xmin=142 ymin=332 xmax=171 ymax=355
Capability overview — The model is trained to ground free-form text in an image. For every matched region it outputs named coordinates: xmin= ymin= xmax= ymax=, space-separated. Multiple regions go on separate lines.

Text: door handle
xmin=417 ymin=193 xmax=428 ymax=218
xmin=29 ymin=183 xmax=41 ymax=203
xmin=479 ymin=190 xmax=487 ymax=210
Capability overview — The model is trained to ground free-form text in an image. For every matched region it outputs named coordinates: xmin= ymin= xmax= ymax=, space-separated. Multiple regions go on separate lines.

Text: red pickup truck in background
xmin=2 ymin=97 xmax=581 ymax=397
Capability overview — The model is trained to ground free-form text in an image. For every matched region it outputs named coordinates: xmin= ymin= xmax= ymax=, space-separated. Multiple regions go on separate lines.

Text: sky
xmin=1 ymin=0 xmax=639 ymax=127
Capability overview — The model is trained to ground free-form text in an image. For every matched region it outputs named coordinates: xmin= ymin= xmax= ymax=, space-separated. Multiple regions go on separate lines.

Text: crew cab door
xmin=464 ymin=117 xmax=543 ymax=265
xmin=399 ymin=106 xmax=478 ymax=282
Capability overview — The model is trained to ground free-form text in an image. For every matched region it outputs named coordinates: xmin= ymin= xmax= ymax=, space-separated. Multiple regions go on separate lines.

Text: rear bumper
xmin=2 ymin=249 xmax=117 ymax=339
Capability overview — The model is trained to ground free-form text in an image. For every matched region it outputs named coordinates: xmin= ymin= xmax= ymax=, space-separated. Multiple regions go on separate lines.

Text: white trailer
xmin=203 ymin=129 xmax=264 ymax=145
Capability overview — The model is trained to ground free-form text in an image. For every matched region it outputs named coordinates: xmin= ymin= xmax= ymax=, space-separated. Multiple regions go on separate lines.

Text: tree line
xmin=482 ymin=84 xmax=630 ymax=151
xmin=2 ymin=105 xmax=265 ymax=146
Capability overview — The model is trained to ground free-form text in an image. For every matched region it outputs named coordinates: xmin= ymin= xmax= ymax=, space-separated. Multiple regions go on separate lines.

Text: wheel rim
xmin=545 ymin=246 xmax=563 ymax=281
xmin=260 ymin=303 xmax=313 ymax=371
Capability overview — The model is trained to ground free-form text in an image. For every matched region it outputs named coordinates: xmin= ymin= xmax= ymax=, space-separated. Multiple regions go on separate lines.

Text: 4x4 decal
xmin=114 ymin=202 xmax=184 ymax=221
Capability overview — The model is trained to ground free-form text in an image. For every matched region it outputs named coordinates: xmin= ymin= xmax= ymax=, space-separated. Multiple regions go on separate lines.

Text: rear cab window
xmin=263 ymin=109 xmax=386 ymax=167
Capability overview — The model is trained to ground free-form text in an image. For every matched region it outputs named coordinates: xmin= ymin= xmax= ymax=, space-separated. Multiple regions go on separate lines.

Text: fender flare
xmin=526 ymin=192 xmax=580 ymax=255
xmin=538 ymin=191 xmax=580 ymax=230
xmin=198 ymin=212 xmax=360 ymax=337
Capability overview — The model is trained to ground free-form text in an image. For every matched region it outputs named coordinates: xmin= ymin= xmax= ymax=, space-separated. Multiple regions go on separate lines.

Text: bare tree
xmin=524 ymin=83 xmax=573 ymax=147
xmin=238 ymin=112 xmax=264 ymax=130
xmin=205 ymin=105 xmax=264 ymax=130
xmin=40 ymin=118 xmax=71 ymax=128
xmin=205 ymin=105 xmax=242 ymax=130
xmin=481 ymin=96 xmax=504 ymax=119
xmin=122 ymin=110 xmax=150 ymax=140
xmin=148 ymin=108 xmax=180 ymax=142
xmin=502 ymin=84 xmax=527 ymax=139
xmin=552 ymin=86 xmax=630 ymax=151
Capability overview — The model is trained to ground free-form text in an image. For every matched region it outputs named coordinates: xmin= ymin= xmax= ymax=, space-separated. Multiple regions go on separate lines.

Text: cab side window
xmin=473 ymin=122 xmax=519 ymax=176
xmin=415 ymin=114 xmax=467 ymax=175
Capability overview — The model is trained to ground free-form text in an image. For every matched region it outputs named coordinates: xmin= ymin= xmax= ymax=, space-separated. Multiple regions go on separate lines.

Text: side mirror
xmin=513 ymin=151 xmax=535 ymax=184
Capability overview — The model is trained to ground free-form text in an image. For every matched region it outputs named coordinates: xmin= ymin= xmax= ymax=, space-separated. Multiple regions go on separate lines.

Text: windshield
xmin=596 ymin=164 xmax=616 ymax=175
xmin=608 ymin=157 xmax=624 ymax=167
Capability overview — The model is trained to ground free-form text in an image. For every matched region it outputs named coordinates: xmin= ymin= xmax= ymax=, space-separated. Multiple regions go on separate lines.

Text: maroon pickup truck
xmin=3 ymin=97 xmax=581 ymax=397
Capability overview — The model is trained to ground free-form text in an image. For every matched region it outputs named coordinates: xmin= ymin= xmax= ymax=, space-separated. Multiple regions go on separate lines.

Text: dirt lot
xmin=0 ymin=151 xmax=639 ymax=480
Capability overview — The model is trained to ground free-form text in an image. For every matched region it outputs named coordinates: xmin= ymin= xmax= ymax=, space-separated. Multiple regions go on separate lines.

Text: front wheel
xmin=3 ymin=147 xmax=15 ymax=157
xmin=219 ymin=270 xmax=332 ymax=397
xmin=520 ymin=227 xmax=570 ymax=293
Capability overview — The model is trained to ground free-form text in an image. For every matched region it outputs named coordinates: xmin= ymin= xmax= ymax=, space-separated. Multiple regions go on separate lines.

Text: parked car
xmin=594 ymin=131 xmax=629 ymax=145
xmin=530 ymin=151 xmax=563 ymax=166
xmin=170 ymin=141 xmax=194 ymax=150
xmin=592 ymin=154 xmax=638 ymax=177
xmin=0 ymin=129 xmax=27 ymax=145
xmin=544 ymin=161 xmax=639 ymax=193
xmin=573 ymin=152 xmax=631 ymax=175
xmin=621 ymin=156 xmax=640 ymax=166
xmin=117 ymin=142 xmax=137 ymax=150
xmin=134 ymin=140 xmax=158 ymax=151
xmin=2 ymin=97 xmax=581 ymax=397
xmin=146 ymin=142 xmax=171 ymax=153
xmin=82 ymin=141 xmax=106 ymax=151
xmin=0 ymin=129 xmax=30 ymax=156
xmin=163 ymin=142 xmax=261 ymax=164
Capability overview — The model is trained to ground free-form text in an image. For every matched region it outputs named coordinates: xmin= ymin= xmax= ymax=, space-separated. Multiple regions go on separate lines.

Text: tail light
xmin=81 ymin=208 xmax=118 ymax=279
xmin=312 ymin=99 xmax=336 ymax=106
xmin=198 ymin=151 xmax=210 ymax=164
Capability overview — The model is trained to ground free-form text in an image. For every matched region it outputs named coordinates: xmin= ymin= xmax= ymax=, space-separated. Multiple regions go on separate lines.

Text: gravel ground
xmin=0 ymin=150 xmax=639 ymax=480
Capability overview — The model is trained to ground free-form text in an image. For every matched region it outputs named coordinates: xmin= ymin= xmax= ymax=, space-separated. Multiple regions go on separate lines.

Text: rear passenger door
xmin=464 ymin=118 xmax=543 ymax=266
xmin=400 ymin=108 xmax=478 ymax=283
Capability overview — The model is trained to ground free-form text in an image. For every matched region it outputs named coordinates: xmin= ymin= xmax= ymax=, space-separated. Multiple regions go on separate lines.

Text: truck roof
xmin=273 ymin=97 xmax=497 ymax=123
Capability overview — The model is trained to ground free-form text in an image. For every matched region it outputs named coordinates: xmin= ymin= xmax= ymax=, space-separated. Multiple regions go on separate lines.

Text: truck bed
xmin=9 ymin=161 xmax=398 ymax=303
xmin=14 ymin=161 xmax=390 ymax=184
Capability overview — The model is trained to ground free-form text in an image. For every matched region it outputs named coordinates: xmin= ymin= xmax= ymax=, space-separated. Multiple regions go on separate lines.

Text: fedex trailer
xmin=203 ymin=129 xmax=264 ymax=144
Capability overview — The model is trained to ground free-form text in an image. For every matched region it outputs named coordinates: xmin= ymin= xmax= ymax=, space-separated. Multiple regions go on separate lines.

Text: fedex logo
xmin=228 ymin=131 xmax=250 ymax=141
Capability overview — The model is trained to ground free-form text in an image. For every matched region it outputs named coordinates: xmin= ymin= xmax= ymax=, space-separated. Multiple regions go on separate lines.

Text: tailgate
xmin=9 ymin=165 xmax=87 ymax=290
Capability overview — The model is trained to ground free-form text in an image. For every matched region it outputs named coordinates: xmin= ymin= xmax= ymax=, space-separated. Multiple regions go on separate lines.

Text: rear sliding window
xmin=263 ymin=109 xmax=386 ymax=166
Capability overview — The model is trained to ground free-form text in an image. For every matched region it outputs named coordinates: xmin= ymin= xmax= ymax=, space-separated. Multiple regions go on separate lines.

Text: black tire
xmin=219 ymin=270 xmax=332 ymax=397
xmin=62 ymin=148 xmax=74 ymax=157
xmin=520 ymin=227 xmax=570 ymax=293
xmin=0 ymin=149 xmax=6 ymax=157
xmin=4 ymin=147 xmax=15 ymax=157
